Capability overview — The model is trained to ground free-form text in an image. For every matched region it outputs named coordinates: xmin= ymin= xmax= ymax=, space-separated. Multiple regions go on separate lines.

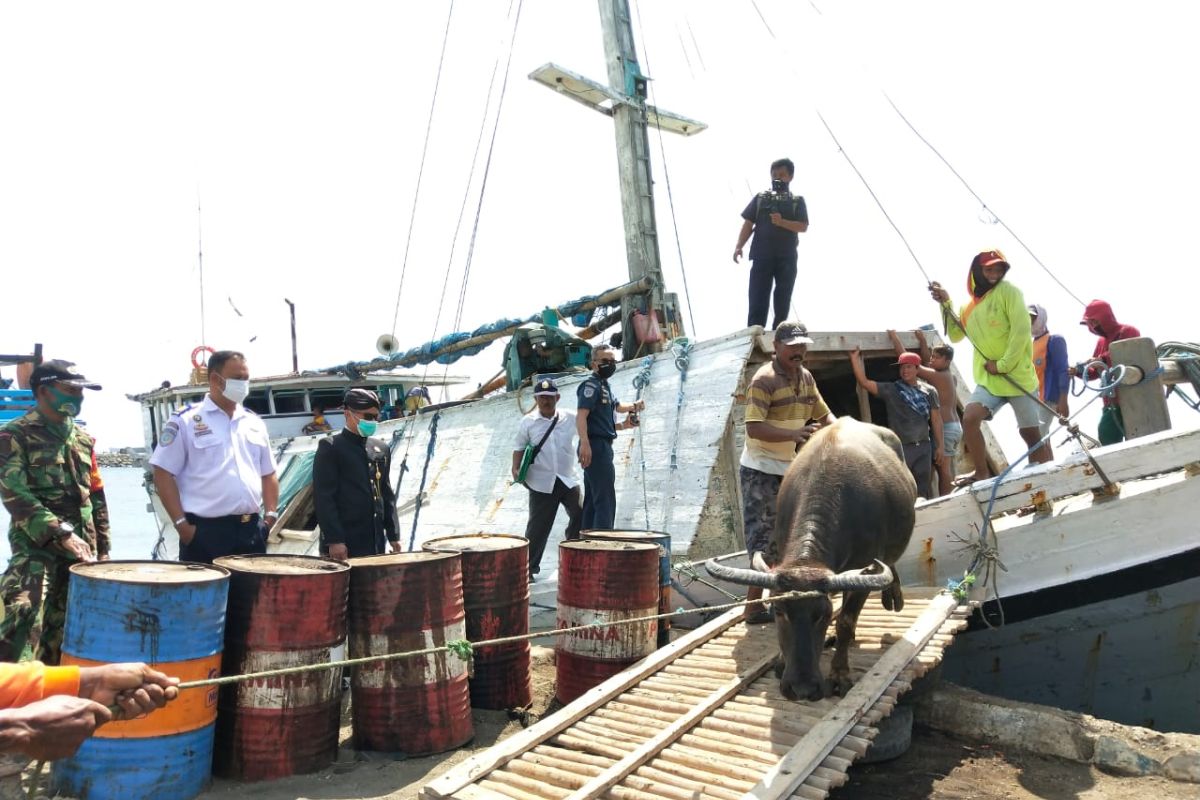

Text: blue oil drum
xmin=53 ymin=561 xmax=230 ymax=800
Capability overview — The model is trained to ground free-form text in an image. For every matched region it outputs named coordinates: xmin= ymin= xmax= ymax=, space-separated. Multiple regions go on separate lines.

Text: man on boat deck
xmin=1075 ymin=299 xmax=1141 ymax=445
xmin=1029 ymin=304 xmax=1071 ymax=456
xmin=512 ymin=379 xmax=581 ymax=578
xmin=576 ymin=345 xmax=644 ymax=531
xmin=929 ymin=250 xmax=1051 ymax=486
xmin=313 ymin=389 xmax=400 ymax=561
xmin=0 ymin=360 xmax=108 ymax=664
xmin=740 ymin=322 xmax=835 ymax=624
xmin=889 ymin=329 xmax=961 ymax=496
xmin=849 ymin=348 xmax=944 ymax=499
xmin=733 ymin=158 xmax=809 ymax=330
xmin=150 ymin=350 xmax=279 ymax=564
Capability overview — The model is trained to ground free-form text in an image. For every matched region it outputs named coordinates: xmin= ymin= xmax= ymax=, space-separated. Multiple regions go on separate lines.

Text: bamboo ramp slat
xmin=423 ymin=588 xmax=973 ymax=800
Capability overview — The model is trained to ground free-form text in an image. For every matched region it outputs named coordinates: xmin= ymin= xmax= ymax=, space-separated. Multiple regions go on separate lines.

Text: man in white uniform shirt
xmin=150 ymin=350 xmax=279 ymax=564
xmin=511 ymin=379 xmax=581 ymax=579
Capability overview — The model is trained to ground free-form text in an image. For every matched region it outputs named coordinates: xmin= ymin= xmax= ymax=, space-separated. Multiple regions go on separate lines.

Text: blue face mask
xmin=356 ymin=417 xmax=379 ymax=437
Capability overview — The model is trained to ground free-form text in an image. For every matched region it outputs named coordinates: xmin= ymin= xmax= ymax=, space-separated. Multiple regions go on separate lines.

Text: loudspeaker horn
xmin=376 ymin=334 xmax=400 ymax=356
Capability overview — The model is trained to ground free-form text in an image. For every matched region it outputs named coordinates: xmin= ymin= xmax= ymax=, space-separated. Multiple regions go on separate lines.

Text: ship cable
xmin=632 ymin=356 xmax=655 ymax=529
xmin=388 ymin=0 xmax=457 ymax=340
xmin=631 ymin=0 xmax=699 ymax=338
xmin=407 ymin=410 xmax=442 ymax=551
xmin=882 ymin=93 xmax=1086 ymax=308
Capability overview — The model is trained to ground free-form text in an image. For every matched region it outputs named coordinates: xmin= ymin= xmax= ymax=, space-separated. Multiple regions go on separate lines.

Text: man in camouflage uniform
xmin=0 ymin=360 xmax=108 ymax=664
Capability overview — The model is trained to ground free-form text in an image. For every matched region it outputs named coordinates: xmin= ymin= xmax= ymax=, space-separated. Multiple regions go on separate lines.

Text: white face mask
xmin=220 ymin=377 xmax=250 ymax=404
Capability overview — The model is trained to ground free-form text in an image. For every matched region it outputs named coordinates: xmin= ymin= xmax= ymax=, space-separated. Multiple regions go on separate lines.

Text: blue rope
xmin=407 ymin=411 xmax=442 ymax=551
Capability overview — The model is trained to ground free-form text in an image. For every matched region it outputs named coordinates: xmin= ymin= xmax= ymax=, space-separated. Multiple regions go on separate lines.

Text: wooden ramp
xmin=423 ymin=589 xmax=971 ymax=800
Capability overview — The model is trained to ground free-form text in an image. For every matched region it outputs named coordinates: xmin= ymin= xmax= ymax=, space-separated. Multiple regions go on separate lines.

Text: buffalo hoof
xmin=773 ymin=660 xmax=784 ymax=679
xmin=830 ymin=670 xmax=854 ymax=697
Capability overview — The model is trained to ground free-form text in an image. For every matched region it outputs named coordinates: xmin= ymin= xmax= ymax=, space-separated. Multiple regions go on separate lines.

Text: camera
xmin=762 ymin=178 xmax=793 ymax=215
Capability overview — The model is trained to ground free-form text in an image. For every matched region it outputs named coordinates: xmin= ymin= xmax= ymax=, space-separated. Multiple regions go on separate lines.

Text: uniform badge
xmin=160 ymin=423 xmax=178 ymax=446
xmin=582 ymin=385 xmax=595 ymax=399
xmin=193 ymin=414 xmax=202 ymax=422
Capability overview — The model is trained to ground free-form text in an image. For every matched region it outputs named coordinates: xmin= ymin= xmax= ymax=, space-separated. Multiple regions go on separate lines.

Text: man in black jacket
xmin=312 ymin=389 xmax=400 ymax=560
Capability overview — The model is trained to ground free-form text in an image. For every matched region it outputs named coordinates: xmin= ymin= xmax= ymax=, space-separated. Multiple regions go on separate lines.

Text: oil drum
xmin=346 ymin=551 xmax=473 ymax=755
xmin=212 ymin=554 xmax=349 ymax=780
xmin=582 ymin=529 xmax=673 ymax=647
xmin=555 ymin=540 xmax=659 ymax=704
xmin=53 ymin=561 xmax=230 ymax=800
xmin=422 ymin=534 xmax=531 ymax=710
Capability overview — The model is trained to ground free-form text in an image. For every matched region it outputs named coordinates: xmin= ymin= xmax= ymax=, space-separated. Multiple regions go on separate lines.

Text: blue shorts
xmin=967 ymin=385 xmax=1042 ymax=430
xmin=941 ymin=421 xmax=963 ymax=457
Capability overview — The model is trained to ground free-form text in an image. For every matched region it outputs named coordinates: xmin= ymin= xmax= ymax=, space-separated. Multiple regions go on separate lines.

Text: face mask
xmin=47 ymin=386 xmax=83 ymax=417
xmin=356 ymin=418 xmax=379 ymax=437
xmin=220 ymin=377 xmax=250 ymax=404
xmin=597 ymin=363 xmax=616 ymax=380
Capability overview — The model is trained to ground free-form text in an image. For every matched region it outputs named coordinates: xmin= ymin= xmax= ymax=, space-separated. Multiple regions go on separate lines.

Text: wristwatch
xmin=57 ymin=521 xmax=75 ymax=539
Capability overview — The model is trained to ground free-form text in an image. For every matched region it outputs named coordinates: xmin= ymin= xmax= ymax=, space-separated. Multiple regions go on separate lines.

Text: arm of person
xmin=615 ymin=399 xmax=644 ymax=414
xmin=575 ymin=408 xmax=592 ymax=468
xmin=849 ymin=348 xmax=879 ymax=395
xmin=733 ymin=219 xmax=754 ymax=263
xmin=927 ymin=282 xmax=966 ymax=343
xmin=76 ymin=663 xmax=179 ymax=719
xmin=260 ymin=472 xmax=279 ymax=523
xmin=510 ymin=449 xmax=523 ymax=481
xmin=311 ymin=441 xmax=347 ymax=550
xmin=994 ymin=289 xmax=1034 ymax=374
xmin=0 ymin=432 xmax=70 ymax=549
xmin=0 ymin=695 xmax=112 ymax=760
xmin=381 ymin=450 xmax=399 ymax=551
xmin=768 ymin=213 xmax=808 ymax=233
xmin=152 ymin=466 xmax=197 ymax=547
xmin=929 ymin=387 xmax=945 ymax=464
xmin=913 ymin=329 xmax=933 ymax=364
xmin=88 ymin=450 xmax=111 ymax=560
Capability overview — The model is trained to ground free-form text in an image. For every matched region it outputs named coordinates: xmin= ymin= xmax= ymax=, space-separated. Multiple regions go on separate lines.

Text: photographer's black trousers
xmin=747 ymin=253 xmax=798 ymax=329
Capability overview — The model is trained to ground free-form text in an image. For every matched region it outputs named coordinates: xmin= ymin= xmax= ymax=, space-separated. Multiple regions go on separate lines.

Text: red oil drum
xmin=582 ymin=530 xmax=673 ymax=647
xmin=422 ymin=534 xmax=531 ymax=710
xmin=347 ymin=551 xmax=473 ymax=755
xmin=211 ymin=555 xmax=349 ymax=781
xmin=555 ymin=540 xmax=660 ymax=704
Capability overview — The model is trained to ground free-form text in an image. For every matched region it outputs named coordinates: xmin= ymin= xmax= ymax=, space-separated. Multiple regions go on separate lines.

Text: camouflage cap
xmin=28 ymin=360 xmax=101 ymax=391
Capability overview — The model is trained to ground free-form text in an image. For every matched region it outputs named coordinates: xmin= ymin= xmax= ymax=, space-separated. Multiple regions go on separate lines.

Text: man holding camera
xmin=733 ymin=158 xmax=809 ymax=330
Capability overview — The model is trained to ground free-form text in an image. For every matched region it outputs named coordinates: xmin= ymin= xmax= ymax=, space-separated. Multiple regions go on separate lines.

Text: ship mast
xmin=530 ymin=0 xmax=705 ymax=359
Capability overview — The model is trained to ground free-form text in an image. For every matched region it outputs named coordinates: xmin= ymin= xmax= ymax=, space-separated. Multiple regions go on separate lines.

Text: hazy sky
xmin=2 ymin=0 xmax=1198 ymax=451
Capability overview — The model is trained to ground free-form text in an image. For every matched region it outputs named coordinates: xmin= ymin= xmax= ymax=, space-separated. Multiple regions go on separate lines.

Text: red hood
xmin=1082 ymin=299 xmax=1120 ymax=337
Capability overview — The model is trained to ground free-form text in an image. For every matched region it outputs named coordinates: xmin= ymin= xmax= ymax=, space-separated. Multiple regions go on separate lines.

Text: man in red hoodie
xmin=1077 ymin=300 xmax=1141 ymax=445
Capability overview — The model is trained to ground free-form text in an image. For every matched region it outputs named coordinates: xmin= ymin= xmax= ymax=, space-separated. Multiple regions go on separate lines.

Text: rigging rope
xmin=631 ymin=0 xmax=698 ymax=338
xmin=632 ymin=355 xmax=655 ymax=529
xmin=882 ymin=93 xmax=1086 ymax=308
xmin=407 ymin=410 xmax=442 ymax=551
xmin=389 ymin=0 xmax=457 ymax=340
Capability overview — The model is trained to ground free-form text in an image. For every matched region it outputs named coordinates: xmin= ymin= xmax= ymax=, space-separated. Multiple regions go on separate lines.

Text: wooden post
xmin=1111 ymin=337 xmax=1171 ymax=439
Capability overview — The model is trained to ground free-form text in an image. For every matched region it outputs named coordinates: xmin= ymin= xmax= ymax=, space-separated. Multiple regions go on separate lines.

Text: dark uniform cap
xmin=533 ymin=378 xmax=559 ymax=396
xmin=28 ymin=360 xmax=102 ymax=391
xmin=343 ymin=388 xmax=381 ymax=410
xmin=773 ymin=321 xmax=813 ymax=346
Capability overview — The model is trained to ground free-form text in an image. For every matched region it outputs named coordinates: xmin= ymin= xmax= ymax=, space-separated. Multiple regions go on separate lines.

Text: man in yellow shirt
xmin=740 ymin=322 xmax=836 ymax=623
xmin=929 ymin=250 xmax=1050 ymax=486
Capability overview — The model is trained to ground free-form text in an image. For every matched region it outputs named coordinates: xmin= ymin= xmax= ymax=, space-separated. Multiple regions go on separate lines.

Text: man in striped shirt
xmin=740 ymin=322 xmax=836 ymax=623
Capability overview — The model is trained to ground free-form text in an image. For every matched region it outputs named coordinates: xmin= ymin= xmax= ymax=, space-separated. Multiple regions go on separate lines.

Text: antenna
xmin=197 ymin=191 xmax=207 ymax=348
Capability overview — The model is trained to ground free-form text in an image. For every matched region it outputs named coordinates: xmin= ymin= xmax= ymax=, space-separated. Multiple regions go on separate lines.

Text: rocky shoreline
xmin=96 ymin=452 xmax=145 ymax=468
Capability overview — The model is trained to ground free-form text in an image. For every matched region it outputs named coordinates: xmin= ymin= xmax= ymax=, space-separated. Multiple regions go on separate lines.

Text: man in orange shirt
xmin=0 ymin=661 xmax=177 ymax=760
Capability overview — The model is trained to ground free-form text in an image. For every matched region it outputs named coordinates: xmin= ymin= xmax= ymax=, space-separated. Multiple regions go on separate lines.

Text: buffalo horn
xmin=705 ymin=558 xmax=780 ymax=590
xmin=751 ymin=551 xmax=771 ymax=572
xmin=824 ymin=560 xmax=894 ymax=591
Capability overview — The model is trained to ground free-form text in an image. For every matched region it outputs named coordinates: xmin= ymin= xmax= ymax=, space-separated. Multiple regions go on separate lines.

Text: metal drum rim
xmin=347 ymin=550 xmax=461 ymax=567
xmin=214 ymin=553 xmax=350 ymax=575
xmin=68 ymin=559 xmax=231 ymax=584
xmin=422 ymin=533 xmax=529 ymax=553
xmin=559 ymin=540 xmax=660 ymax=553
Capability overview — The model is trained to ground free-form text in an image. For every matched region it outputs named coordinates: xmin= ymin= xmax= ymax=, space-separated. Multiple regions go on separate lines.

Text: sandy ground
xmin=7 ymin=652 xmax=1192 ymax=800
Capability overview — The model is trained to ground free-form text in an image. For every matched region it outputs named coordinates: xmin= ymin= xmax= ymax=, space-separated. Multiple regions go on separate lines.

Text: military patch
xmin=582 ymin=386 xmax=595 ymax=399
xmin=160 ymin=423 xmax=178 ymax=446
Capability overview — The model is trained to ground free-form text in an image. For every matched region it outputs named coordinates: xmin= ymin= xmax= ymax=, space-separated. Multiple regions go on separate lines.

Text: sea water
xmin=0 ymin=467 xmax=163 ymax=562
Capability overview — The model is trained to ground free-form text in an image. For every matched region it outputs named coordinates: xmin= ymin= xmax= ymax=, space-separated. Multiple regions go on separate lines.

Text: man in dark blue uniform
xmin=575 ymin=345 xmax=645 ymax=531
xmin=312 ymin=389 xmax=400 ymax=560
xmin=732 ymin=157 xmax=809 ymax=329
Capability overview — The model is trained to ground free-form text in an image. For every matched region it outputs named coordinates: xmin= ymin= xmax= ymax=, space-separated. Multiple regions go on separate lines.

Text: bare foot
xmin=951 ymin=473 xmax=987 ymax=488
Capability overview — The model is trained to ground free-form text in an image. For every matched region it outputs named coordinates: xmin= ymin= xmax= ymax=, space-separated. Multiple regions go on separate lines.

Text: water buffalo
xmin=707 ymin=417 xmax=916 ymax=701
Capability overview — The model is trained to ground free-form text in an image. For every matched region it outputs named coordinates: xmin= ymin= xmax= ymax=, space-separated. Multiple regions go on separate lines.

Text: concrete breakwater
xmin=96 ymin=452 xmax=145 ymax=468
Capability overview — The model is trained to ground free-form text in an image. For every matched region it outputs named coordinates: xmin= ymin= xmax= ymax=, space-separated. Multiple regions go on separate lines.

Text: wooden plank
xmin=562 ymin=652 xmax=778 ymax=800
xmin=422 ymin=607 xmax=745 ymax=799
xmin=744 ymin=593 xmax=961 ymax=800
xmin=1112 ymin=337 xmax=1171 ymax=439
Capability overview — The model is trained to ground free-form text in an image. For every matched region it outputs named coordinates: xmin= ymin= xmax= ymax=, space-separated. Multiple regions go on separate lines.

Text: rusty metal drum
xmin=347 ymin=551 xmax=474 ymax=755
xmin=54 ymin=561 xmax=230 ymax=800
xmin=212 ymin=554 xmax=350 ymax=781
xmin=582 ymin=530 xmax=673 ymax=647
xmin=555 ymin=540 xmax=660 ymax=704
xmin=422 ymin=534 xmax=531 ymax=710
